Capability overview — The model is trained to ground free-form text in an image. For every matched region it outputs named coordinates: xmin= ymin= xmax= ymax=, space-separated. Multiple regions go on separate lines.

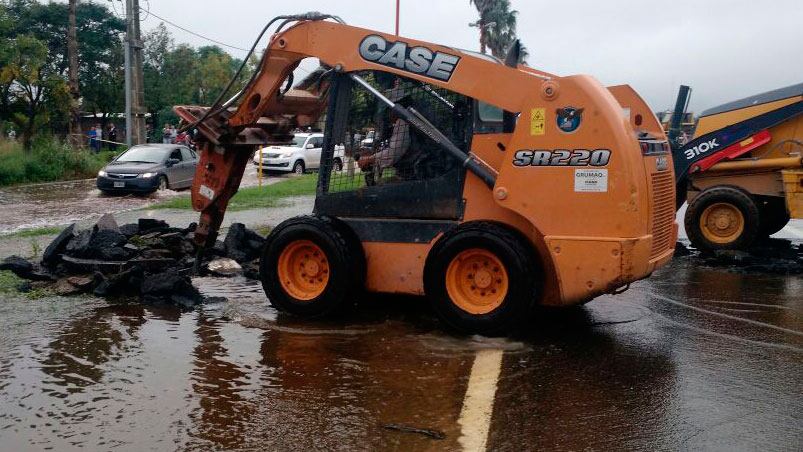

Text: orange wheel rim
xmin=445 ymin=248 xmax=508 ymax=315
xmin=700 ymin=202 xmax=744 ymax=244
xmin=276 ymin=240 xmax=330 ymax=301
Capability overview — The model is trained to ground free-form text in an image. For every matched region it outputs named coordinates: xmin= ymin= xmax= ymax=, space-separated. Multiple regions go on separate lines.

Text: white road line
xmin=458 ymin=349 xmax=504 ymax=452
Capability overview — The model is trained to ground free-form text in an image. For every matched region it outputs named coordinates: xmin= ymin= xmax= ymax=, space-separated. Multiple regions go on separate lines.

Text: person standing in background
xmin=162 ymin=123 xmax=171 ymax=144
xmin=108 ymin=123 xmax=118 ymax=152
xmin=95 ymin=124 xmax=103 ymax=151
xmin=87 ymin=126 xmax=97 ymax=152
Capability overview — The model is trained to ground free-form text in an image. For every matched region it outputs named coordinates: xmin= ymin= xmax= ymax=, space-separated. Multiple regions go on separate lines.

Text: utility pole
xmin=395 ymin=0 xmax=400 ymax=35
xmin=67 ymin=0 xmax=81 ymax=148
xmin=124 ymin=0 xmax=146 ymax=146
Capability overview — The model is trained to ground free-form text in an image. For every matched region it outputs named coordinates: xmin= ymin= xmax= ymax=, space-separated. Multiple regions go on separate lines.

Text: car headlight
xmin=280 ymin=152 xmax=294 ymax=158
xmin=140 ymin=172 xmax=156 ymax=178
xmin=98 ymin=170 xmax=107 ymax=177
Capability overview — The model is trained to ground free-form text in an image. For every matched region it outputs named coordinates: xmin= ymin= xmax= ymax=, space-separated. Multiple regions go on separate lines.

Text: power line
xmin=135 ymin=6 xmax=314 ymax=76
xmin=138 ymin=6 xmax=250 ymax=53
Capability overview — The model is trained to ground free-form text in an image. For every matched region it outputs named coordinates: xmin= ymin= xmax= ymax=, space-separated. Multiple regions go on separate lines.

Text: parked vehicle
xmin=359 ymin=130 xmax=375 ymax=149
xmin=252 ymin=132 xmax=345 ymax=173
xmin=96 ymin=144 xmax=199 ymax=194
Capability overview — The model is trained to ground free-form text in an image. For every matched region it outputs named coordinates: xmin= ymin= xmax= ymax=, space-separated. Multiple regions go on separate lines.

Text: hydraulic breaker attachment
xmin=174 ymin=105 xmax=298 ymax=248
xmin=190 ymin=140 xmax=253 ymax=248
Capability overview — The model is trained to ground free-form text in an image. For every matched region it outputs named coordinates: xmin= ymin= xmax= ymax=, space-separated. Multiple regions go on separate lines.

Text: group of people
xmin=87 ymin=123 xmax=119 ymax=152
xmin=162 ymin=124 xmax=191 ymax=146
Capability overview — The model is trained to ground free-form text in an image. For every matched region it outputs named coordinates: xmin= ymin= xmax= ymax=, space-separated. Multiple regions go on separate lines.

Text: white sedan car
xmin=253 ymin=132 xmax=345 ymax=174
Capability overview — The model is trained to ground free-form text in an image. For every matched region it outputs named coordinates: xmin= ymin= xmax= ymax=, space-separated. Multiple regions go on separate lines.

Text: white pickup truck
xmin=253 ymin=132 xmax=345 ymax=174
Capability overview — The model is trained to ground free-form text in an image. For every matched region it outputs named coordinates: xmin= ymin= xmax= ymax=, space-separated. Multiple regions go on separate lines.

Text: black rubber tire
xmin=424 ymin=222 xmax=540 ymax=336
xmin=757 ymin=197 xmax=790 ymax=237
xmin=685 ymin=186 xmax=760 ymax=251
xmin=259 ymin=216 xmax=363 ymax=318
xmin=333 ymin=158 xmax=343 ymax=172
xmin=157 ymin=175 xmax=168 ymax=191
xmin=292 ymin=160 xmax=305 ymax=175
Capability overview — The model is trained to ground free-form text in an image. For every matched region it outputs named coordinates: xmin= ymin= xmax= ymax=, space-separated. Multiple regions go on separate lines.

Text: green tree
xmin=143 ymin=22 xmax=174 ymax=132
xmin=0 ymin=0 xmax=124 ymax=140
xmin=195 ymin=45 xmax=237 ymax=104
xmin=469 ymin=0 xmax=528 ymax=63
xmin=143 ymin=26 xmax=256 ymax=136
xmin=4 ymin=35 xmax=70 ymax=149
xmin=0 ymin=2 xmax=18 ymax=125
xmin=81 ymin=40 xmax=124 ymax=125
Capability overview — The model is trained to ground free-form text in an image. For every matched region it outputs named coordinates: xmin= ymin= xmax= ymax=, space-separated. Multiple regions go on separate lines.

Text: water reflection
xmin=0 ymin=256 xmax=800 ymax=450
xmin=495 ymin=306 xmax=678 ymax=450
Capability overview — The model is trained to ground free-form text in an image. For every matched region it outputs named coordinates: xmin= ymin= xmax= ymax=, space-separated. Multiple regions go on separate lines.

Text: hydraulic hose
xmin=183 ymin=12 xmax=345 ymax=132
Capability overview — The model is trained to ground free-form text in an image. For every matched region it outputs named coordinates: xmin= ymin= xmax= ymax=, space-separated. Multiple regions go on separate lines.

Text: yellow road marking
xmin=458 ymin=349 xmax=504 ymax=452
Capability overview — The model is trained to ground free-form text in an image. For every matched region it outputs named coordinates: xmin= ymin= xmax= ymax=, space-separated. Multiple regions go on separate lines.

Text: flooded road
xmin=0 ymin=254 xmax=800 ymax=451
xmin=0 ymin=165 xmax=272 ymax=234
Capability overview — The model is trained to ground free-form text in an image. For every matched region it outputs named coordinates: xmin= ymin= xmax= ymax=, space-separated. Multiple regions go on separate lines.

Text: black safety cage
xmin=312 ymin=70 xmax=475 ymax=220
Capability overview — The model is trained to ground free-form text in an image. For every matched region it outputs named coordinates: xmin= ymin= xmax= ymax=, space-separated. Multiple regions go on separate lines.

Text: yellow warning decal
xmin=530 ymin=108 xmax=545 ymax=136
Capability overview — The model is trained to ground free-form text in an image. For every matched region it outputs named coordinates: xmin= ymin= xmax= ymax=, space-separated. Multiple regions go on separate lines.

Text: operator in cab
xmin=356 ymin=85 xmax=422 ymax=181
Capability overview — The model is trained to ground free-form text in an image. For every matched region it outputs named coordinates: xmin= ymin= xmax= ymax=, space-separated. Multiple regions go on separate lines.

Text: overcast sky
xmin=132 ymin=0 xmax=802 ymax=113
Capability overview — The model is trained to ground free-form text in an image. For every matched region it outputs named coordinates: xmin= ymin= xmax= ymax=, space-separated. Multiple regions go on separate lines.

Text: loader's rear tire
xmin=685 ymin=186 xmax=760 ymax=251
xmin=260 ymin=216 xmax=363 ymax=317
xmin=424 ymin=222 xmax=539 ymax=336
xmin=758 ymin=198 xmax=790 ymax=237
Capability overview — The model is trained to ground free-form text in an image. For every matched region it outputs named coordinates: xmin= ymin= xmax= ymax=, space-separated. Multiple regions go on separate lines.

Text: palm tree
xmin=469 ymin=0 xmax=528 ymax=64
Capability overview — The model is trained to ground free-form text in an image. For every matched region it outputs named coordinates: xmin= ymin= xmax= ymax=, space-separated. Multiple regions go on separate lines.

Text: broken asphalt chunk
xmin=41 ymin=223 xmax=76 ymax=266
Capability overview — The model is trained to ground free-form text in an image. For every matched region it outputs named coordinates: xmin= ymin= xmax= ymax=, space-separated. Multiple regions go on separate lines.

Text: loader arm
xmin=174 ymin=23 xmax=330 ymax=248
xmin=176 ymin=16 xmax=537 ymax=248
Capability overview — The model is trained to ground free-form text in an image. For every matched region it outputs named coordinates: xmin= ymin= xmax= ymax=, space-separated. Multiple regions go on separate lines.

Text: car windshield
xmin=115 ymin=146 xmax=168 ymax=163
xmin=291 ymin=136 xmax=307 ymax=147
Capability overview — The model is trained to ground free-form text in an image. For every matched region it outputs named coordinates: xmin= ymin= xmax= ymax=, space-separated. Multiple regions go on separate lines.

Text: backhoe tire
xmin=685 ymin=186 xmax=760 ymax=251
xmin=757 ymin=198 xmax=790 ymax=237
xmin=424 ymin=222 xmax=539 ymax=336
xmin=260 ymin=216 xmax=364 ymax=318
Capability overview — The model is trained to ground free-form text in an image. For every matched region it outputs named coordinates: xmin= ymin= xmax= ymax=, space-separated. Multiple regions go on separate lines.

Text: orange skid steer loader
xmin=175 ymin=13 xmax=676 ymax=334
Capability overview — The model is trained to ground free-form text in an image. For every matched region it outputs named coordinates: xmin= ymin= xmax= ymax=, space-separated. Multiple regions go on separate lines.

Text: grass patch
xmin=0 ymin=138 xmax=115 ymax=187
xmin=0 ymin=270 xmax=24 ymax=293
xmin=253 ymin=225 xmax=273 ymax=236
xmin=152 ymin=173 xmax=318 ymax=211
xmin=1 ymin=226 xmax=63 ymax=238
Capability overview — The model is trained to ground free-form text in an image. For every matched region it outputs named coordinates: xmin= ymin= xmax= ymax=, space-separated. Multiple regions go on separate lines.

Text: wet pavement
xmin=0 ymin=252 xmax=800 ymax=450
xmin=0 ymin=165 xmax=273 ymax=234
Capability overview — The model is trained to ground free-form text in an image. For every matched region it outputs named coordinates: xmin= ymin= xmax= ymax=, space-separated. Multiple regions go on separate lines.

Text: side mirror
xmin=166 ymin=158 xmax=179 ymax=167
xmin=305 ymin=143 xmax=315 ymax=149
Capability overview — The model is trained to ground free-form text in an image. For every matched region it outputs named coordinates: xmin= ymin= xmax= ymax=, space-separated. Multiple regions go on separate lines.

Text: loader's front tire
xmin=260 ymin=216 xmax=363 ymax=318
xmin=685 ymin=186 xmax=760 ymax=251
xmin=424 ymin=222 xmax=539 ymax=336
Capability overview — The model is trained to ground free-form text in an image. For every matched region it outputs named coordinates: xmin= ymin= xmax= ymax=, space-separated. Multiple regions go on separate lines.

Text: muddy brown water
xmin=0 ymin=166 xmax=272 ymax=234
xmin=0 ymin=254 xmax=800 ymax=451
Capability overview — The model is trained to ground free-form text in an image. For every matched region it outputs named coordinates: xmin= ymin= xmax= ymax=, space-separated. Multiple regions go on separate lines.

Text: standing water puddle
xmin=0 ymin=256 xmax=800 ymax=450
